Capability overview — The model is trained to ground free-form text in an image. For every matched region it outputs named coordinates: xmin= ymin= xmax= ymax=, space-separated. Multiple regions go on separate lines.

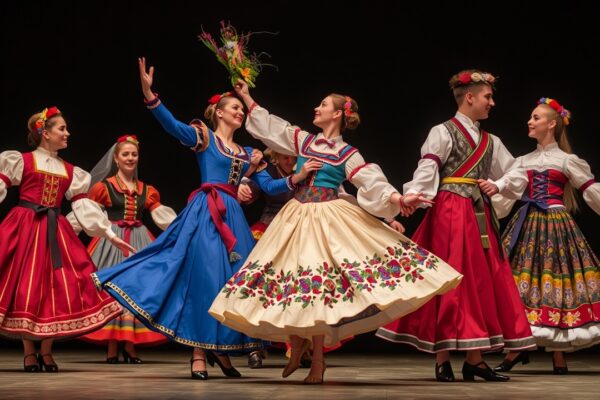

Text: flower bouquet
xmin=198 ymin=21 xmax=274 ymax=88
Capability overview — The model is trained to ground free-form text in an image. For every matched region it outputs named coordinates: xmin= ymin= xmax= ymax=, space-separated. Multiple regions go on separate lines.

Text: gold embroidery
xmin=228 ymin=158 xmax=244 ymax=185
xmin=101 ymin=280 xmax=262 ymax=350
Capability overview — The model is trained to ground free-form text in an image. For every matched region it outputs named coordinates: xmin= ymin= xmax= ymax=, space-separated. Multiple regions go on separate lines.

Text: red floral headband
xmin=35 ymin=106 xmax=61 ymax=134
xmin=208 ymin=92 xmax=233 ymax=105
xmin=538 ymin=97 xmax=571 ymax=126
xmin=343 ymin=96 xmax=353 ymax=117
xmin=117 ymin=134 xmax=140 ymax=146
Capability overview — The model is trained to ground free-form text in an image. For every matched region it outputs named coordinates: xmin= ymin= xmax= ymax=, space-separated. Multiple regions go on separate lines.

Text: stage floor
xmin=0 ymin=347 xmax=598 ymax=399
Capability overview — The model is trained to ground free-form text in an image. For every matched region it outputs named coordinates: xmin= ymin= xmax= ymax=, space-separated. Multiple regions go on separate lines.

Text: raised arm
xmin=233 ymin=79 xmax=304 ymax=156
xmin=138 ymin=57 xmax=205 ymax=149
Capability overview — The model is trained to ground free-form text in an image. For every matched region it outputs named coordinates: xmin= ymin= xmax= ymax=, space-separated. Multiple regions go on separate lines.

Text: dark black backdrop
xmin=1 ymin=1 xmax=599 ymax=352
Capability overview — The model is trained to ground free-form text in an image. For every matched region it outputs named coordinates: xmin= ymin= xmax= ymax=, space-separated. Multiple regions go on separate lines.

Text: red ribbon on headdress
xmin=45 ymin=106 xmax=60 ymax=119
xmin=117 ymin=134 xmax=140 ymax=145
xmin=208 ymin=92 xmax=232 ymax=105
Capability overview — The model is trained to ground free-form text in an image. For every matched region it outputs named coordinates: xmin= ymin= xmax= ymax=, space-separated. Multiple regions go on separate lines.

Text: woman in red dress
xmin=0 ymin=107 xmax=134 ymax=372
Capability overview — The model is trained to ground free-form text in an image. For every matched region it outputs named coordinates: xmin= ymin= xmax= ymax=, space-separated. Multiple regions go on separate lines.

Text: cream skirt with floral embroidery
xmin=209 ymin=198 xmax=463 ymax=346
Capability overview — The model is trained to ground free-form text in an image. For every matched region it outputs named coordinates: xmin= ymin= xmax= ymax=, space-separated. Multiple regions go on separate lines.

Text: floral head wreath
xmin=537 ymin=97 xmax=571 ymax=126
xmin=343 ymin=96 xmax=353 ymax=117
xmin=453 ymin=71 xmax=497 ymax=88
xmin=117 ymin=134 xmax=140 ymax=146
xmin=34 ymin=106 xmax=61 ymax=134
xmin=208 ymin=91 xmax=233 ymax=105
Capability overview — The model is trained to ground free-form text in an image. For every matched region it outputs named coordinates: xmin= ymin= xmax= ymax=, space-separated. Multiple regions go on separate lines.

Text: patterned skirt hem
xmin=210 ymin=275 xmax=461 ymax=348
xmin=0 ymin=301 xmax=122 ymax=340
xmin=374 ymin=329 xmax=537 ymax=353
xmin=103 ymin=281 xmax=263 ymax=351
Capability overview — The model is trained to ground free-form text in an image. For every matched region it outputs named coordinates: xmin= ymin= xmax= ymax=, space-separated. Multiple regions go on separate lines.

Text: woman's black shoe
xmin=206 ymin=351 xmax=242 ymax=378
xmin=435 ymin=361 xmax=455 ymax=382
xmin=23 ymin=353 xmax=40 ymax=372
xmin=190 ymin=357 xmax=208 ymax=380
xmin=493 ymin=352 xmax=530 ymax=372
xmin=462 ymin=361 xmax=509 ymax=382
xmin=38 ymin=354 xmax=59 ymax=372
xmin=122 ymin=349 xmax=142 ymax=364
xmin=552 ymin=352 xmax=568 ymax=375
xmin=247 ymin=351 xmax=262 ymax=369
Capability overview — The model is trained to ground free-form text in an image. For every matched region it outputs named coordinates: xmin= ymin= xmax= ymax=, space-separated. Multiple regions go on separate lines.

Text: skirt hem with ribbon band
xmin=0 ymin=204 xmax=122 ymax=340
xmin=209 ymin=189 xmax=463 ymax=348
xmin=502 ymin=205 xmax=600 ymax=352
xmin=376 ymin=187 xmax=536 ymax=353
xmin=81 ymin=221 xmax=168 ymax=346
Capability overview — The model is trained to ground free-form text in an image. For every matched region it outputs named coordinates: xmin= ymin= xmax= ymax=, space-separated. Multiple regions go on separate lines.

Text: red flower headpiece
xmin=117 ymin=134 xmax=140 ymax=146
xmin=537 ymin=97 xmax=571 ymax=126
xmin=34 ymin=106 xmax=61 ymax=134
xmin=343 ymin=96 xmax=353 ymax=117
xmin=208 ymin=92 xmax=233 ymax=105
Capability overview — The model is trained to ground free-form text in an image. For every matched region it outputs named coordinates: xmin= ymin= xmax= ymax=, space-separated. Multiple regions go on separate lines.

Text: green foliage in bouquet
xmin=199 ymin=21 xmax=274 ymax=88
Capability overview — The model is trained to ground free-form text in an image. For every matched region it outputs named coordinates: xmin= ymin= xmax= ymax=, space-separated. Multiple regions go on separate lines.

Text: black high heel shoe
xmin=38 ymin=353 xmax=59 ymax=372
xmin=106 ymin=350 xmax=119 ymax=364
xmin=462 ymin=361 xmax=509 ymax=382
xmin=493 ymin=352 xmax=530 ymax=372
xmin=190 ymin=357 xmax=208 ymax=380
xmin=122 ymin=349 xmax=142 ymax=364
xmin=435 ymin=361 xmax=455 ymax=382
xmin=23 ymin=353 xmax=40 ymax=372
xmin=206 ymin=351 xmax=241 ymax=378
xmin=552 ymin=352 xmax=568 ymax=375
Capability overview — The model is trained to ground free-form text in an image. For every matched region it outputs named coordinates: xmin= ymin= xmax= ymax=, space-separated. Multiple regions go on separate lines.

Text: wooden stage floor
xmin=0 ymin=347 xmax=598 ymax=399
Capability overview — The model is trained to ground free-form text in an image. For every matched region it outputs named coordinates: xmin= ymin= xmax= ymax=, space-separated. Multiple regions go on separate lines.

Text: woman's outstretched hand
xmin=110 ymin=236 xmax=137 ymax=257
xmin=138 ymin=57 xmax=156 ymax=101
xmin=292 ymin=158 xmax=323 ymax=184
xmin=396 ymin=192 xmax=434 ymax=217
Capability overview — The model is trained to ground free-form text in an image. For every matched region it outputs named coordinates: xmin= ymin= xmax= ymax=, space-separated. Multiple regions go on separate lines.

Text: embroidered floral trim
xmin=0 ymin=302 xmax=121 ymax=336
xmin=221 ymin=240 xmax=440 ymax=310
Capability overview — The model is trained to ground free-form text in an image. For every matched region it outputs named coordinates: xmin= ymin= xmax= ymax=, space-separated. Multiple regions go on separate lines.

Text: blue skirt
xmin=92 ymin=189 xmax=264 ymax=352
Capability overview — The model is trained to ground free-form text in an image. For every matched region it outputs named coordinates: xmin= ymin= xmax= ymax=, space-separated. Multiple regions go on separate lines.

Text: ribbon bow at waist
xmin=114 ymin=219 xmax=143 ymax=257
xmin=18 ymin=200 xmax=63 ymax=269
xmin=440 ymin=177 xmax=503 ymax=258
xmin=190 ymin=183 xmax=240 ymax=263
xmin=506 ymin=194 xmax=563 ymax=255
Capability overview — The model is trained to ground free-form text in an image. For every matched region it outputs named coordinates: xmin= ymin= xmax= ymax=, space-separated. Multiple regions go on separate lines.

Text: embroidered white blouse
xmin=0 ymin=147 xmax=117 ymax=239
xmin=245 ymin=105 xmax=401 ymax=219
xmin=492 ymin=142 xmax=600 ymax=218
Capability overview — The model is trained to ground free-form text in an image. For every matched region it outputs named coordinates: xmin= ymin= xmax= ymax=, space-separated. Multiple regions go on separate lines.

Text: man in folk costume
xmin=377 ymin=70 xmax=536 ymax=382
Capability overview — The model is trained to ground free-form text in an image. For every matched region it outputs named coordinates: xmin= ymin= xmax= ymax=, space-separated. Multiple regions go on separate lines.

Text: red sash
xmin=447 ymin=117 xmax=492 ymax=177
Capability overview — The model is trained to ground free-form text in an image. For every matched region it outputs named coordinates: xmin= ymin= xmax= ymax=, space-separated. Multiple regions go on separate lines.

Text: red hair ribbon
xmin=208 ymin=91 xmax=233 ymax=105
xmin=117 ymin=134 xmax=140 ymax=145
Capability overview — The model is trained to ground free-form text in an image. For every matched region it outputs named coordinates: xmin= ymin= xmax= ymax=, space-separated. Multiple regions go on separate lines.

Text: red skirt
xmin=377 ymin=191 xmax=535 ymax=352
xmin=0 ymin=206 xmax=122 ymax=339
